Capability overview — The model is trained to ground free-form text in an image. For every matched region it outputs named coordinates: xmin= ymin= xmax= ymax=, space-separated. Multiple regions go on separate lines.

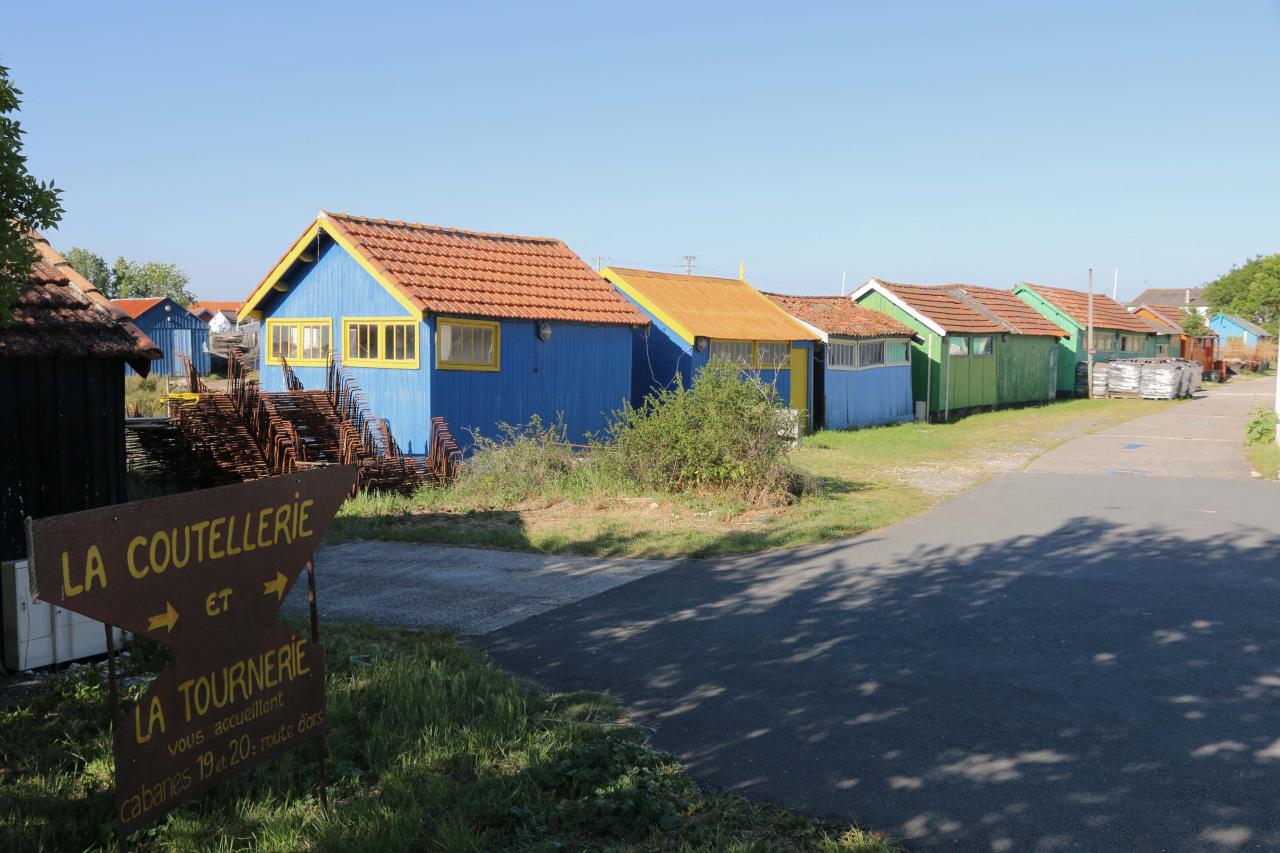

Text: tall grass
xmin=0 ymin=624 xmax=899 ymax=852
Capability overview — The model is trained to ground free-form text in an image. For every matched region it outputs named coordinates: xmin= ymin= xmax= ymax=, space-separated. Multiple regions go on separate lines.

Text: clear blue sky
xmin=7 ymin=1 xmax=1278 ymax=301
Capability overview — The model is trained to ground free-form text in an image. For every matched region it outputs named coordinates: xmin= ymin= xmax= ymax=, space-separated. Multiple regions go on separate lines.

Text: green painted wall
xmin=997 ymin=334 xmax=1058 ymax=404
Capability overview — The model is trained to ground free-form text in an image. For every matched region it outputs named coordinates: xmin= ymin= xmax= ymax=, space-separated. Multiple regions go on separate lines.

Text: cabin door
xmin=789 ymin=346 xmax=808 ymax=432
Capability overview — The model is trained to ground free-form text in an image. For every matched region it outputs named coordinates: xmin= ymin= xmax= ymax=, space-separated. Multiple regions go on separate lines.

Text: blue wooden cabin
xmin=113 ymin=297 xmax=210 ymax=377
xmin=1208 ymin=313 xmax=1273 ymax=349
xmin=600 ymin=267 xmax=820 ymax=429
xmin=239 ymin=212 xmax=648 ymax=454
xmin=764 ymin=293 xmax=917 ymax=429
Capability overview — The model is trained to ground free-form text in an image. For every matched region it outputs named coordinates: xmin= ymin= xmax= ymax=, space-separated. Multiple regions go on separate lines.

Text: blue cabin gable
xmin=253 ymin=234 xmax=636 ymax=455
xmin=126 ymin=298 xmax=210 ymax=377
xmin=256 ymin=240 xmax=433 ymax=453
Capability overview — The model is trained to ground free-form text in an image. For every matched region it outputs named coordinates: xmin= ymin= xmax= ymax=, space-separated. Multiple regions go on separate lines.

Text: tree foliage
xmin=63 ymin=247 xmax=110 ymax=291
xmin=1180 ymin=310 xmax=1208 ymax=336
xmin=1203 ymin=253 xmax=1280 ymax=331
xmin=64 ymin=247 xmax=194 ymax=304
xmin=0 ymin=64 xmax=64 ymax=323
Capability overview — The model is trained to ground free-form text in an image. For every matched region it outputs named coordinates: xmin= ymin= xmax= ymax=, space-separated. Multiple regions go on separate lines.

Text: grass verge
xmin=0 ymin=624 xmax=898 ymax=852
xmin=330 ymin=397 xmax=1174 ymax=558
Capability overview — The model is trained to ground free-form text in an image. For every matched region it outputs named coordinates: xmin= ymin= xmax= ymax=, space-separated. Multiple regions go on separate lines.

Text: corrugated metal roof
xmin=763 ymin=292 xmax=915 ymax=338
xmin=1218 ymin=313 xmax=1273 ymax=338
xmin=0 ymin=232 xmax=161 ymax=368
xmin=602 ymin=268 xmax=819 ymax=343
xmin=1021 ymin=283 xmax=1154 ymax=333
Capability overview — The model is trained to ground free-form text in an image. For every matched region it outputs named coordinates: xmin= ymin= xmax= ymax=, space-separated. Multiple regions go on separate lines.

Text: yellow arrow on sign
xmin=263 ymin=571 xmax=289 ymax=602
xmin=147 ymin=602 xmax=179 ymax=633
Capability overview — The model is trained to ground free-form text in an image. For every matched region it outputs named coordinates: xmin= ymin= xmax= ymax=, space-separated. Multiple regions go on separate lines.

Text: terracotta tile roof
xmin=1021 ymin=282 xmax=1154 ymax=333
xmin=321 ymin=212 xmax=647 ymax=325
xmin=192 ymin=300 xmax=241 ymax=318
xmin=876 ymin=281 xmax=1005 ymax=334
xmin=112 ymin=297 xmax=167 ymax=319
xmin=763 ymin=292 xmax=915 ymax=339
xmin=603 ymin=268 xmax=819 ymax=343
xmin=0 ymin=232 xmax=161 ymax=371
xmin=947 ymin=285 xmax=1068 ymax=337
xmin=1132 ymin=305 xmax=1181 ymax=335
xmin=1144 ymin=305 xmax=1220 ymax=338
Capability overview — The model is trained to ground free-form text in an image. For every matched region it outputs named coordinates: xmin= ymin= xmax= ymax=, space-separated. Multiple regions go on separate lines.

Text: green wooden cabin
xmin=1013 ymin=283 xmax=1171 ymax=394
xmin=851 ymin=279 xmax=1065 ymax=418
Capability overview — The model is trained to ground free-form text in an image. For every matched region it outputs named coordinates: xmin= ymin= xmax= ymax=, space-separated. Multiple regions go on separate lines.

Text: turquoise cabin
xmin=239 ymin=212 xmax=648 ymax=454
xmin=600 ymin=267 xmax=820 ymax=430
xmin=1208 ymin=313 xmax=1273 ymax=349
xmin=764 ymin=293 xmax=917 ymax=430
xmin=1013 ymin=283 xmax=1167 ymax=394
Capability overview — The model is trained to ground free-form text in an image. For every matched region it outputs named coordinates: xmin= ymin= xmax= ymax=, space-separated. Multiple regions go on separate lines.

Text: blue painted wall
xmin=127 ymin=299 xmax=210 ymax=377
xmin=614 ymin=287 xmax=804 ymax=415
xmin=256 ymin=238 xmax=635 ymax=454
xmin=257 ymin=241 xmax=433 ymax=453
xmin=1209 ymin=313 xmax=1269 ymax=347
xmin=823 ymin=360 xmax=913 ymax=429
xmin=430 ymin=318 xmax=633 ymax=448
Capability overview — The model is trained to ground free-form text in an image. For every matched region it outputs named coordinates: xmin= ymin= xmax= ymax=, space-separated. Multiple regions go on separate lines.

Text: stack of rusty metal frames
xmin=131 ymin=351 xmax=459 ymax=494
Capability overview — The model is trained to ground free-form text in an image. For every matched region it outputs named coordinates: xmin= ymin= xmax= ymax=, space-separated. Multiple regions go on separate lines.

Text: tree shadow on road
xmin=484 ymin=515 xmax=1280 ymax=852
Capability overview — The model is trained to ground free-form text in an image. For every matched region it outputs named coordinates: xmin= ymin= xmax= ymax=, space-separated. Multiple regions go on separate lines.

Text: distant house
xmin=1208 ymin=313 xmax=1273 ymax=349
xmin=1132 ymin=304 xmax=1218 ymax=371
xmin=1128 ymin=287 xmax=1209 ymax=315
xmin=1014 ymin=283 xmax=1164 ymax=394
xmin=851 ymin=280 xmax=1065 ymax=416
xmin=192 ymin=300 xmax=242 ymax=333
xmin=600 ymin=268 xmax=819 ymax=429
xmin=764 ymin=293 xmax=916 ymax=430
xmin=238 ymin=211 xmax=647 ymax=454
xmin=0 ymin=232 xmax=160 ymax=561
xmin=113 ymin=297 xmax=211 ymax=377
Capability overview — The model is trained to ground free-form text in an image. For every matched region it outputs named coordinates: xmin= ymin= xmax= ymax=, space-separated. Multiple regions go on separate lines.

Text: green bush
xmin=124 ymin=375 xmax=166 ymax=416
xmin=1246 ymin=403 xmax=1277 ymax=445
xmin=454 ymin=415 xmax=582 ymax=505
xmin=600 ymin=363 xmax=800 ymax=503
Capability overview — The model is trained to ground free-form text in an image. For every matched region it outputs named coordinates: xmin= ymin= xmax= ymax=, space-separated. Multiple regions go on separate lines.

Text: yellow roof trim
xmin=601 ymin=267 xmax=697 ymax=344
xmin=238 ymin=214 xmax=424 ymax=322
xmin=602 ymin=267 xmax=818 ymax=344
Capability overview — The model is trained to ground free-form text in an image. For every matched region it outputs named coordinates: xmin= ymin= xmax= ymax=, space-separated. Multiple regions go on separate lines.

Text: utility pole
xmin=840 ymin=269 xmax=847 ymax=296
xmin=682 ymin=255 xmax=696 ymax=275
xmin=1112 ymin=268 xmax=1118 ymax=301
xmin=591 ymin=256 xmax=611 ymax=271
xmin=1087 ymin=268 xmax=1095 ymax=399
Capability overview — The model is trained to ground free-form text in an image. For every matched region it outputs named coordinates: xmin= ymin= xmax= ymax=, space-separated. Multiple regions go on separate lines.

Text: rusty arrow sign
xmin=26 ymin=465 xmax=355 ymax=836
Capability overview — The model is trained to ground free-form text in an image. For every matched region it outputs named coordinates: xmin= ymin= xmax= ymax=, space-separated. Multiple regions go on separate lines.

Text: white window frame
xmin=1119 ymin=333 xmax=1147 ymax=353
xmin=829 ymin=337 xmax=912 ymax=371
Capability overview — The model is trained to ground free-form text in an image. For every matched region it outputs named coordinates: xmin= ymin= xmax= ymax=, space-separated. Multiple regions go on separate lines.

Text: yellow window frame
xmin=436 ymin=317 xmax=500 ymax=372
xmin=342 ymin=317 xmax=421 ymax=369
xmin=264 ymin=318 xmax=333 ymax=367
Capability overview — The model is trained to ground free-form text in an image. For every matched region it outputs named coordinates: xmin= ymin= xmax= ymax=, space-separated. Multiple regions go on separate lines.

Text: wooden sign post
xmin=25 ymin=466 xmax=355 ymax=837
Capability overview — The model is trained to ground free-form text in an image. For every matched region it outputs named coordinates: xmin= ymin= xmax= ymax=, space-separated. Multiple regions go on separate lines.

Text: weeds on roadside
xmin=1245 ymin=403 xmax=1277 ymax=445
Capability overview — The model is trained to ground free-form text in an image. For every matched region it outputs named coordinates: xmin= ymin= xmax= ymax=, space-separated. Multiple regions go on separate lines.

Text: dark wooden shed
xmin=0 ymin=232 xmax=160 ymax=561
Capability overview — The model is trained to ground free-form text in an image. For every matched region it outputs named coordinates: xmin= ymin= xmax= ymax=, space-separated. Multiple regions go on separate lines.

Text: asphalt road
xmin=486 ymin=379 xmax=1280 ymax=851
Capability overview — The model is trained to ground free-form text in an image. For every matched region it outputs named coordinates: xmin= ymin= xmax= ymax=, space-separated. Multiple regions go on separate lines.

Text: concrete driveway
xmin=486 ymin=378 xmax=1280 ymax=851
xmin=284 ymin=540 xmax=673 ymax=634
xmin=1028 ymin=378 xmax=1275 ymax=479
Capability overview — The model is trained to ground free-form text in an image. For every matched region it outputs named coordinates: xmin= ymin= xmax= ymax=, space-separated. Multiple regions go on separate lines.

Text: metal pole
xmin=1087 ymin=269 xmax=1095 ymax=398
xmin=305 ymin=559 xmax=329 ymax=814
xmin=104 ymin=622 xmax=120 ymax=725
